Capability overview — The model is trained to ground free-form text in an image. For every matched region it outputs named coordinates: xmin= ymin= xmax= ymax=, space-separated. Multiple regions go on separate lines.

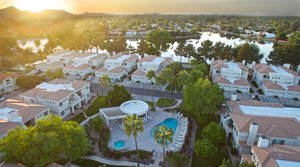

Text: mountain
xmin=0 ymin=6 xmax=25 ymax=19
xmin=0 ymin=6 xmax=74 ymax=21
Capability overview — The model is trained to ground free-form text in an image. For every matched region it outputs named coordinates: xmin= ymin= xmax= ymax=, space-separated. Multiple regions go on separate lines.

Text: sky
xmin=0 ymin=0 xmax=299 ymax=15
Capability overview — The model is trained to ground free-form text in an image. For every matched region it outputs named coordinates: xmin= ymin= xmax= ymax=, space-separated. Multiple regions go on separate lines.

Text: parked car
xmin=75 ymin=74 xmax=82 ymax=80
xmin=0 ymin=95 xmax=5 ymax=102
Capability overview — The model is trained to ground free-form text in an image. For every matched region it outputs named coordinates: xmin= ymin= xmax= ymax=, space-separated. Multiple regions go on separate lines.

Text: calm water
xmin=127 ymin=32 xmax=274 ymax=64
xmin=18 ymin=32 xmax=274 ymax=63
xmin=151 ymin=118 xmax=178 ymax=143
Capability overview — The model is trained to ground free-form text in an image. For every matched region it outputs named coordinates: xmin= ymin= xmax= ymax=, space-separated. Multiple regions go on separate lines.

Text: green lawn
xmin=85 ymin=96 xmax=109 ymax=117
xmin=70 ymin=112 xmax=86 ymax=123
xmin=156 ymin=98 xmax=176 ymax=107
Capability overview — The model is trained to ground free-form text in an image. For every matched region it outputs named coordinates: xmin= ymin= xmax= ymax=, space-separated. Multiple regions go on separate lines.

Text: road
xmin=90 ymin=83 xmax=183 ymax=99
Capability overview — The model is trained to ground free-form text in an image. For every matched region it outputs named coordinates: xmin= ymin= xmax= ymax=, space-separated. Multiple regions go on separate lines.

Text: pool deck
xmin=108 ymin=110 xmax=186 ymax=153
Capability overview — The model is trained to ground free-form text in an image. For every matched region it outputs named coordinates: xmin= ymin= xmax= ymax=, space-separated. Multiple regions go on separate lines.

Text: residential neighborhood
xmin=0 ymin=1 xmax=299 ymax=167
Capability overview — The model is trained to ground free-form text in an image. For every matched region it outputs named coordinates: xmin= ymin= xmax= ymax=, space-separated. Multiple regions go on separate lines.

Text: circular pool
xmin=113 ymin=140 xmax=125 ymax=150
xmin=120 ymin=100 xmax=149 ymax=116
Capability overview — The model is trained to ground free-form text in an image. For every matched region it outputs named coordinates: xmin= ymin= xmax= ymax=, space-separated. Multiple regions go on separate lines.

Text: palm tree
xmin=153 ymin=125 xmax=174 ymax=165
xmin=123 ymin=114 xmax=144 ymax=165
xmin=146 ymin=70 xmax=156 ymax=102
xmin=99 ymin=75 xmax=112 ymax=104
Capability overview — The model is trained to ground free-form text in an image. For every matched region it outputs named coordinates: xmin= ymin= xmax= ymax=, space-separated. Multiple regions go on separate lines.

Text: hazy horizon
xmin=0 ymin=0 xmax=299 ymax=16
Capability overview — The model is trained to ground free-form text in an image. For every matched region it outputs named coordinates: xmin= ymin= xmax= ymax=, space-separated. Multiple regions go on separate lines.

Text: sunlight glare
xmin=13 ymin=0 xmax=68 ymax=12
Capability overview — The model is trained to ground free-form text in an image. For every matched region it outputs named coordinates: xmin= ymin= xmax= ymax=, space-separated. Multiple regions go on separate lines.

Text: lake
xmin=18 ymin=32 xmax=274 ymax=64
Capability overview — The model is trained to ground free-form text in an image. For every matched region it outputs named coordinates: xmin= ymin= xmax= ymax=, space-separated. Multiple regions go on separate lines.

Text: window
xmin=31 ymin=99 xmax=34 ymax=103
xmin=272 ymin=139 xmax=284 ymax=145
xmin=59 ymin=102 xmax=63 ymax=107
xmin=61 ymin=111 xmax=65 ymax=116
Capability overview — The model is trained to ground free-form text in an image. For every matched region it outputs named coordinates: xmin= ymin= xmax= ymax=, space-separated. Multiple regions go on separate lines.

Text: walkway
xmin=86 ymin=156 xmax=138 ymax=167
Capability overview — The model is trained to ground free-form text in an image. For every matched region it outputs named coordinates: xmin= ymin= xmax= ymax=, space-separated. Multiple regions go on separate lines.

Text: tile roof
xmin=214 ymin=76 xmax=250 ymax=86
xmin=0 ymin=73 xmax=18 ymax=81
xmin=131 ymin=70 xmax=146 ymax=76
xmin=20 ymin=79 xmax=88 ymax=102
xmin=252 ymin=145 xmax=300 ymax=167
xmin=262 ymin=80 xmax=285 ymax=91
xmin=138 ymin=55 xmax=157 ymax=63
xmin=0 ymin=121 xmax=21 ymax=138
xmin=253 ymin=64 xmax=275 ymax=74
xmin=0 ymin=99 xmax=49 ymax=123
xmin=228 ymin=100 xmax=300 ymax=139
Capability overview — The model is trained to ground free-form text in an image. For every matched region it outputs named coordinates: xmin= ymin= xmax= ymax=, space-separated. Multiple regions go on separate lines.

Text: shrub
xmin=257 ymin=89 xmax=264 ymax=95
xmin=274 ymin=95 xmax=278 ymax=98
xmin=249 ymin=88 xmax=254 ymax=93
xmin=230 ymin=148 xmax=238 ymax=155
xmin=252 ymin=81 xmax=258 ymax=88
xmin=293 ymin=98 xmax=299 ymax=101
xmin=236 ymin=90 xmax=242 ymax=94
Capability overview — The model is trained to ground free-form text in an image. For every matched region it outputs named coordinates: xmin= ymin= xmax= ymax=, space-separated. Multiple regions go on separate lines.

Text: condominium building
xmin=0 ymin=73 xmax=17 ymax=94
xmin=252 ymin=64 xmax=300 ymax=98
xmin=210 ymin=60 xmax=250 ymax=93
xmin=19 ymin=79 xmax=91 ymax=118
xmin=220 ymin=100 xmax=300 ymax=155
xmin=95 ymin=54 xmax=138 ymax=80
xmin=72 ymin=52 xmax=107 ymax=69
xmin=0 ymin=99 xmax=50 ymax=138
xmin=241 ymin=140 xmax=300 ymax=167
xmin=131 ymin=55 xmax=172 ymax=83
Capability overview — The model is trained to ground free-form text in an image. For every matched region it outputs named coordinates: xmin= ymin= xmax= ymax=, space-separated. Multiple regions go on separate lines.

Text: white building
xmin=46 ymin=50 xmax=77 ymax=65
xmin=131 ymin=55 xmax=172 ymax=83
xmin=35 ymin=61 xmax=64 ymax=72
xmin=95 ymin=54 xmax=138 ymax=80
xmin=63 ymin=64 xmax=93 ymax=77
xmin=252 ymin=64 xmax=300 ymax=98
xmin=210 ymin=60 xmax=250 ymax=93
xmin=19 ymin=79 xmax=91 ymax=119
xmin=0 ymin=73 xmax=17 ymax=94
xmin=0 ymin=99 xmax=50 ymax=138
xmin=73 ymin=52 xmax=107 ymax=69
xmin=220 ymin=100 xmax=300 ymax=155
xmin=242 ymin=143 xmax=300 ymax=167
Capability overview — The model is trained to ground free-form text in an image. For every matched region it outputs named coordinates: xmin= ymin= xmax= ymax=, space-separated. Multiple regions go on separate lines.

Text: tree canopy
xmin=267 ymin=31 xmax=300 ymax=69
xmin=194 ymin=139 xmax=217 ymax=159
xmin=16 ymin=75 xmax=45 ymax=90
xmin=0 ymin=116 xmax=89 ymax=167
xmin=201 ymin=122 xmax=226 ymax=146
xmin=183 ymin=78 xmax=224 ymax=121
xmin=235 ymin=42 xmax=263 ymax=64
xmin=146 ymin=29 xmax=173 ymax=55
xmin=106 ymin=85 xmax=131 ymax=106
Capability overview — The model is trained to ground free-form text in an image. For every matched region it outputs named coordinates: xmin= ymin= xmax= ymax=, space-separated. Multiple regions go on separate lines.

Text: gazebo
xmin=99 ymin=100 xmax=149 ymax=126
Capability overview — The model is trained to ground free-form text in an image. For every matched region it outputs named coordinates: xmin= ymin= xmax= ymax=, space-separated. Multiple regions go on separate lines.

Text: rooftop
xmin=252 ymin=145 xmax=300 ymax=167
xmin=120 ymin=100 xmax=149 ymax=116
xmin=240 ymin=105 xmax=300 ymax=122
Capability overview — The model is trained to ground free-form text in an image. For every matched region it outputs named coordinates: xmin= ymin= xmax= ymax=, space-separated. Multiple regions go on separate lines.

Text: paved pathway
xmin=86 ymin=156 xmax=138 ymax=166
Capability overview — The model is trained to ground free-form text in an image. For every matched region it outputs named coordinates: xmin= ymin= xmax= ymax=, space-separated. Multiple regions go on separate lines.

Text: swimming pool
xmin=113 ymin=140 xmax=125 ymax=150
xmin=150 ymin=118 xmax=178 ymax=143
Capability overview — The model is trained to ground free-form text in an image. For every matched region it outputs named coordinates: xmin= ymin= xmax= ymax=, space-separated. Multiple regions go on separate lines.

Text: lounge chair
xmin=176 ymin=112 xmax=181 ymax=117
xmin=170 ymin=147 xmax=175 ymax=151
xmin=175 ymin=143 xmax=182 ymax=147
xmin=178 ymin=114 xmax=183 ymax=118
xmin=148 ymin=115 xmax=152 ymax=120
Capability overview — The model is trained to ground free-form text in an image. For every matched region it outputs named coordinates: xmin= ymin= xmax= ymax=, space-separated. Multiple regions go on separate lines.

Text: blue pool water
xmin=151 ymin=118 xmax=178 ymax=142
xmin=113 ymin=140 xmax=125 ymax=149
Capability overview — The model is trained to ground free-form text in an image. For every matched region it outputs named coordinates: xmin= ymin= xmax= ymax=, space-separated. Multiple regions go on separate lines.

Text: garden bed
xmin=156 ymin=98 xmax=176 ymax=107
